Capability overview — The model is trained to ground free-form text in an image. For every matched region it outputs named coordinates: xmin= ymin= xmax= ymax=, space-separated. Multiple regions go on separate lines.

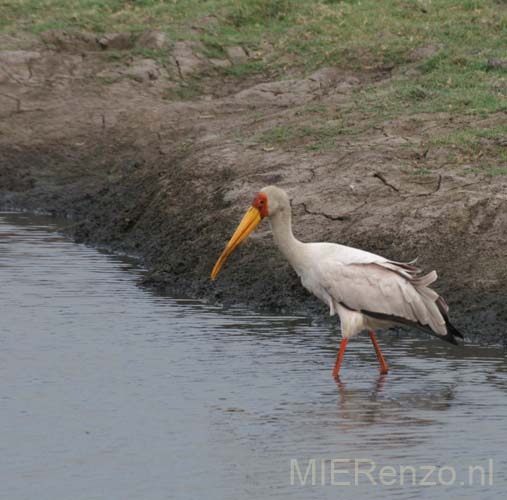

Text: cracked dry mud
xmin=1 ymin=31 xmax=506 ymax=345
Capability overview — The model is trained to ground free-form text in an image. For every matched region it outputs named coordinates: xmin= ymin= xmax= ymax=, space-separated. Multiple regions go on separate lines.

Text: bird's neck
xmin=269 ymin=208 xmax=305 ymax=273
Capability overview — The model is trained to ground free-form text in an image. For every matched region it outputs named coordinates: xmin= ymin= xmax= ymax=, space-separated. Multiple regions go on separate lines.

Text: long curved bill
xmin=211 ymin=206 xmax=262 ymax=280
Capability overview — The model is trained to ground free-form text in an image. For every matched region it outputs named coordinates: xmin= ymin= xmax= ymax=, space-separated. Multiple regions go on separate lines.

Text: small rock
xmin=226 ymin=46 xmax=248 ymax=63
xmin=0 ymin=50 xmax=41 ymax=65
xmin=401 ymin=67 xmax=422 ymax=77
xmin=0 ymin=50 xmax=41 ymax=81
xmin=98 ymin=33 xmax=134 ymax=50
xmin=40 ymin=30 xmax=99 ymax=51
xmin=408 ymin=45 xmax=440 ymax=62
xmin=486 ymin=59 xmax=507 ymax=70
xmin=0 ymin=94 xmax=20 ymax=118
xmin=209 ymin=58 xmax=231 ymax=68
xmin=0 ymin=33 xmax=39 ymax=51
xmin=125 ymin=59 xmax=162 ymax=82
xmin=172 ymin=41 xmax=207 ymax=79
xmin=137 ymin=30 xmax=167 ymax=50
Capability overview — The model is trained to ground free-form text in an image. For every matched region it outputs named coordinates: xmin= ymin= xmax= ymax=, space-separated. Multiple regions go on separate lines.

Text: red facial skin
xmin=252 ymin=192 xmax=268 ymax=218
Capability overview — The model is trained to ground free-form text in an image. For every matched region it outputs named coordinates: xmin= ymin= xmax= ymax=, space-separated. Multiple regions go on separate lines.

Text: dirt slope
xmin=1 ymin=32 xmax=506 ymax=344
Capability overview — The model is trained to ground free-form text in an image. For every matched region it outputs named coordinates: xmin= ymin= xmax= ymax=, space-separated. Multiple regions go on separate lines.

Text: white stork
xmin=211 ymin=186 xmax=463 ymax=377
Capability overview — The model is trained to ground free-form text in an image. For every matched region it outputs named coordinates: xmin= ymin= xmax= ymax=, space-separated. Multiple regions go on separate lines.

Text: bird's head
xmin=210 ymin=185 xmax=288 ymax=280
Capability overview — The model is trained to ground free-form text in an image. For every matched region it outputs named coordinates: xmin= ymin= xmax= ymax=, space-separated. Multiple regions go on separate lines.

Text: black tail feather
xmin=442 ymin=317 xmax=464 ymax=345
xmin=361 ymin=308 xmax=464 ymax=345
xmin=437 ymin=299 xmax=464 ymax=345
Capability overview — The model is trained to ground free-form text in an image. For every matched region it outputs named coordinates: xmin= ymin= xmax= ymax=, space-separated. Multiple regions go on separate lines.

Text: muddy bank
xmin=1 ymin=32 xmax=506 ymax=345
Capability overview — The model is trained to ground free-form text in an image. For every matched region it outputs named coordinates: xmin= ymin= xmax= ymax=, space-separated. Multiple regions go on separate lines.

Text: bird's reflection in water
xmin=336 ymin=372 xmax=387 ymax=392
xmin=333 ymin=374 xmax=456 ymax=451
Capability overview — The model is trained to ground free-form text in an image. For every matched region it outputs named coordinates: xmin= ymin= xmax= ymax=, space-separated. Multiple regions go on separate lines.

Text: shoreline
xmin=1 ymin=32 xmax=506 ymax=346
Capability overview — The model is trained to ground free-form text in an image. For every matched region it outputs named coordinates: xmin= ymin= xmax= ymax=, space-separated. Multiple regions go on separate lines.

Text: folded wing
xmin=318 ymin=259 xmax=462 ymax=343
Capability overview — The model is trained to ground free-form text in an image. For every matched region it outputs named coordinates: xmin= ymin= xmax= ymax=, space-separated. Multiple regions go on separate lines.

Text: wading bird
xmin=211 ymin=186 xmax=463 ymax=377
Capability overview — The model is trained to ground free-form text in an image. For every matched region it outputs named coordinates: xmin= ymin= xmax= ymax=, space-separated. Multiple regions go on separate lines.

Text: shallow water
xmin=1 ymin=212 xmax=506 ymax=500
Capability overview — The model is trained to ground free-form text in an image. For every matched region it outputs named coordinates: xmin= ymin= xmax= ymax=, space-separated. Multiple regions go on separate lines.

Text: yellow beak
xmin=211 ymin=206 xmax=262 ymax=280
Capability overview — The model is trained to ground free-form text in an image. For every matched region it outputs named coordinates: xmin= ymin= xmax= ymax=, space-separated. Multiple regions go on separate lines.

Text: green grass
xmin=163 ymin=83 xmax=202 ymax=101
xmin=95 ymin=74 xmax=120 ymax=85
xmin=431 ymin=125 xmax=507 ymax=147
xmin=221 ymin=60 xmax=266 ymax=77
xmin=3 ymin=1 xmax=507 ymax=75
xmin=466 ymin=165 xmax=507 ymax=176
xmin=256 ymin=119 xmax=364 ymax=149
xmin=359 ymin=54 xmax=507 ymax=118
xmin=413 ymin=167 xmax=433 ymax=176
xmin=257 ymin=124 xmax=299 ymax=144
xmin=2 ymin=0 xmax=507 ymax=152
xmin=483 ymin=165 xmax=507 ymax=176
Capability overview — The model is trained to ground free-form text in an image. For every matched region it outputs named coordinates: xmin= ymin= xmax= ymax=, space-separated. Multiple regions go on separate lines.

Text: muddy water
xmin=1 ymin=212 xmax=506 ymax=500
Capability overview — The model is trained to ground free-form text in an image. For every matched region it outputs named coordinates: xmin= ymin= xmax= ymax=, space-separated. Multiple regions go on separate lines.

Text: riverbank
xmin=1 ymin=1 xmax=506 ymax=344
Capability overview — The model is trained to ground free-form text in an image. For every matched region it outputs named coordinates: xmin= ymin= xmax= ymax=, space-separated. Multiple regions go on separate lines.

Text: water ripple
xmin=1 ymin=212 xmax=506 ymax=500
